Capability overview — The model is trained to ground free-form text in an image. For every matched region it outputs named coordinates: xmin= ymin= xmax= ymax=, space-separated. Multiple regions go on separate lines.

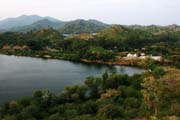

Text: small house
xmin=127 ymin=53 xmax=133 ymax=57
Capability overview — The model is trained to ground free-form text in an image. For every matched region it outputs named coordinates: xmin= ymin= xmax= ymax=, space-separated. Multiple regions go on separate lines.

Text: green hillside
xmin=10 ymin=19 xmax=65 ymax=32
xmin=98 ymin=25 xmax=152 ymax=41
xmin=59 ymin=19 xmax=108 ymax=34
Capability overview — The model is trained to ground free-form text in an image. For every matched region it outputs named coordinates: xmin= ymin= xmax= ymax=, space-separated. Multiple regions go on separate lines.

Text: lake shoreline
xmin=0 ymin=52 xmax=142 ymax=68
xmin=80 ymin=59 xmax=140 ymax=67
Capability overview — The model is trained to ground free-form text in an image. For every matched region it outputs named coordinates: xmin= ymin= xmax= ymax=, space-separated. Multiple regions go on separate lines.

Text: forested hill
xmin=127 ymin=24 xmax=180 ymax=34
xmin=59 ymin=19 xmax=108 ymax=34
xmin=98 ymin=25 xmax=152 ymax=41
xmin=9 ymin=19 xmax=66 ymax=32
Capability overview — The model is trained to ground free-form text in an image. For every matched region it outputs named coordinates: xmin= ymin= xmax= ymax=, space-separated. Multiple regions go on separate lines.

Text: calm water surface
xmin=0 ymin=55 xmax=144 ymax=103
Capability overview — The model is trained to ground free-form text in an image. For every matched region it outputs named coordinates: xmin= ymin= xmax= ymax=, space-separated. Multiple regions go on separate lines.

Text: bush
xmin=152 ymin=67 xmax=166 ymax=78
xmin=98 ymin=104 xmax=123 ymax=119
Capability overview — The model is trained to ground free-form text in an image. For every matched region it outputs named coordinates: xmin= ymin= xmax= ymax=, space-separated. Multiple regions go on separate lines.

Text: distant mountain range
xmin=0 ymin=15 xmax=59 ymax=29
xmin=10 ymin=19 xmax=66 ymax=32
xmin=0 ymin=15 xmax=108 ymax=33
xmin=0 ymin=15 xmax=179 ymax=34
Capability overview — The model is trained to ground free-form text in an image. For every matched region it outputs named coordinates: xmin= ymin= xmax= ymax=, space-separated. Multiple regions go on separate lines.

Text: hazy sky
xmin=0 ymin=0 xmax=179 ymax=25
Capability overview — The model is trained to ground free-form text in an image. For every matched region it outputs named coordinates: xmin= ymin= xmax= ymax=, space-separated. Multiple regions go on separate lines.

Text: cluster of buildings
xmin=2 ymin=45 xmax=29 ymax=50
xmin=124 ymin=53 xmax=162 ymax=61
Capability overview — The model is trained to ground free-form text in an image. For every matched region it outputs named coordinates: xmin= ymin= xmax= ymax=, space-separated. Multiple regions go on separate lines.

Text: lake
xmin=0 ymin=55 xmax=144 ymax=103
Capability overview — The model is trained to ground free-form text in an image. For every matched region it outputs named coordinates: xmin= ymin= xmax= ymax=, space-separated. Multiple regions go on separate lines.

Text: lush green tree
xmin=85 ymin=77 xmax=102 ymax=98
xmin=47 ymin=113 xmax=64 ymax=120
xmin=98 ymin=104 xmax=123 ymax=119
xmin=139 ymin=58 xmax=157 ymax=70
xmin=61 ymin=85 xmax=87 ymax=102
xmin=78 ymin=100 xmax=98 ymax=115
xmin=20 ymin=105 xmax=40 ymax=119
xmin=104 ymin=74 xmax=129 ymax=89
xmin=152 ymin=67 xmax=166 ymax=78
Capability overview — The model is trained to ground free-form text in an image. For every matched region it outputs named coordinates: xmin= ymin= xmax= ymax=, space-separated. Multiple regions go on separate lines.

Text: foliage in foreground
xmin=0 ymin=68 xmax=180 ymax=120
xmin=0 ymin=72 xmax=144 ymax=120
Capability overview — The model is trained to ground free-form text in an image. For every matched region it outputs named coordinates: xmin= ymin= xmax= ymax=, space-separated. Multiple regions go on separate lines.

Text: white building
xmin=125 ymin=53 xmax=162 ymax=61
xmin=150 ymin=56 xmax=162 ymax=61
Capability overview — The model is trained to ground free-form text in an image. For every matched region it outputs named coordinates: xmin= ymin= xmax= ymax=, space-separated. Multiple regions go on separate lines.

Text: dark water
xmin=0 ymin=55 xmax=144 ymax=103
